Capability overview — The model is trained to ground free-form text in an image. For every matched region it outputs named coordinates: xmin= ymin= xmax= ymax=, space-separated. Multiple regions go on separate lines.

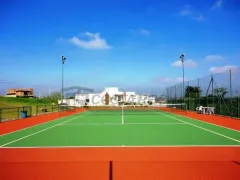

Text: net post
xmin=109 ymin=161 xmax=113 ymax=180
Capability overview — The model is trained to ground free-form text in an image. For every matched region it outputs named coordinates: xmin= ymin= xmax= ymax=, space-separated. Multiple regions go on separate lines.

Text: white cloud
xmin=179 ymin=4 xmax=204 ymax=22
xmin=180 ymin=9 xmax=192 ymax=16
xmin=171 ymin=59 xmax=197 ymax=68
xmin=69 ymin=32 xmax=111 ymax=50
xmin=171 ymin=60 xmax=182 ymax=67
xmin=204 ymin=55 xmax=225 ymax=62
xmin=179 ymin=4 xmax=192 ymax=16
xmin=209 ymin=66 xmax=239 ymax=74
xmin=130 ymin=28 xmax=151 ymax=36
xmin=212 ymin=0 xmax=223 ymax=9
xmin=139 ymin=28 xmax=151 ymax=35
xmin=194 ymin=14 xmax=204 ymax=21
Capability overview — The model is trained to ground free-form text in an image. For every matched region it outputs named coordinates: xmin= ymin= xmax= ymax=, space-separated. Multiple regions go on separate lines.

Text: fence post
xmin=17 ymin=107 xmax=20 ymax=119
xmin=237 ymin=95 xmax=239 ymax=118
xmin=238 ymin=95 xmax=239 ymax=118
xmin=206 ymin=79 xmax=208 ymax=107
xmin=0 ymin=108 xmax=2 ymax=122
xmin=36 ymin=105 xmax=38 ymax=115
xmin=180 ymin=83 xmax=183 ymax=102
xmin=30 ymin=106 xmax=32 ymax=117
xmin=187 ymin=81 xmax=190 ymax=110
xmin=198 ymin=78 xmax=200 ymax=107
xmin=220 ymin=97 xmax=222 ymax=115
xmin=44 ymin=105 xmax=47 ymax=114
xmin=230 ymin=69 xmax=233 ymax=117
xmin=212 ymin=75 xmax=214 ymax=108
xmin=174 ymin=85 xmax=177 ymax=103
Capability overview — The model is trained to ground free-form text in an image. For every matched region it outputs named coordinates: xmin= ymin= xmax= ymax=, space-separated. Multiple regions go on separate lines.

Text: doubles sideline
xmin=0 ymin=112 xmax=89 ymax=147
xmin=154 ymin=110 xmax=240 ymax=143
xmin=0 ymin=111 xmax=89 ymax=137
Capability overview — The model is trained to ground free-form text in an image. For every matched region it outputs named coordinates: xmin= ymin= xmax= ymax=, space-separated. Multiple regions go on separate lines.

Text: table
xmin=202 ymin=107 xmax=214 ymax=115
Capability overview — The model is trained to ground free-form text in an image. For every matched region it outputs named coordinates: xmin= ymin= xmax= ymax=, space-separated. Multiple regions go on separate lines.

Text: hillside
xmin=0 ymin=97 xmax=53 ymax=108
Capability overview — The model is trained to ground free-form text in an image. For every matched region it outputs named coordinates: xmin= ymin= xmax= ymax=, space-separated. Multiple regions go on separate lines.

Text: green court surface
xmin=0 ymin=109 xmax=240 ymax=147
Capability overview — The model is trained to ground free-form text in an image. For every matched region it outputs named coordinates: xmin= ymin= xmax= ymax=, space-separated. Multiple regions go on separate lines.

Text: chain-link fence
xmin=0 ymin=106 xmax=32 ymax=122
xmin=166 ymin=69 xmax=240 ymax=118
xmin=36 ymin=105 xmax=60 ymax=115
xmin=0 ymin=105 xmax=76 ymax=122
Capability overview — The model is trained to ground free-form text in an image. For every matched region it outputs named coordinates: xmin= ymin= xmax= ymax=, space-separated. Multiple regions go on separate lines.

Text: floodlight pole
xmin=61 ymin=56 xmax=66 ymax=104
xmin=180 ymin=54 xmax=185 ymax=104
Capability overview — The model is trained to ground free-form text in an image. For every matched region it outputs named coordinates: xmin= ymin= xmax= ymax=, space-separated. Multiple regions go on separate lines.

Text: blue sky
xmin=0 ymin=0 xmax=240 ymax=95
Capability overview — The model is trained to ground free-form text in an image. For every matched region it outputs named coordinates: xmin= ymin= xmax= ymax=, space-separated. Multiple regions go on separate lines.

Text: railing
xmin=0 ymin=106 xmax=32 ymax=122
xmin=36 ymin=105 xmax=60 ymax=115
xmin=0 ymin=105 xmax=76 ymax=122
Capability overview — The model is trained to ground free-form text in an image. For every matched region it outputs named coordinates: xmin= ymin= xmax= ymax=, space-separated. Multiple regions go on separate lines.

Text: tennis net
xmin=84 ymin=104 xmax=187 ymax=115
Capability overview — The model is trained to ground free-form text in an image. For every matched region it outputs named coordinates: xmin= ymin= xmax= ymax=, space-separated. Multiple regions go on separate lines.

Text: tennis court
xmin=1 ymin=106 xmax=239 ymax=147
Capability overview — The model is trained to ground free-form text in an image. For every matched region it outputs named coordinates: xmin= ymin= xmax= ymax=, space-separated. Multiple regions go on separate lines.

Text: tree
xmin=214 ymin=87 xmax=227 ymax=98
xmin=184 ymin=86 xmax=201 ymax=98
xmin=43 ymin=91 xmax=62 ymax=103
xmin=147 ymin=101 xmax=153 ymax=105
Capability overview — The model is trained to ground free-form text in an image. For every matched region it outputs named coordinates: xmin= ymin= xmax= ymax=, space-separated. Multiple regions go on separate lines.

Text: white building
xmin=59 ymin=87 xmax=156 ymax=107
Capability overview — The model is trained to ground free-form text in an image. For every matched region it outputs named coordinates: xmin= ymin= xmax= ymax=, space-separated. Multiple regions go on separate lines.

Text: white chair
xmin=196 ymin=106 xmax=203 ymax=114
xmin=207 ymin=107 xmax=215 ymax=115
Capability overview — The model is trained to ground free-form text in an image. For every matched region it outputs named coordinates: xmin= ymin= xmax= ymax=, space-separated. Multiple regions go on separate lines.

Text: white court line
xmin=0 ymin=111 xmax=88 ymax=137
xmin=0 ymin=113 xmax=89 ymax=147
xmin=175 ymin=112 xmax=240 ymax=133
xmin=154 ymin=111 xmax=240 ymax=143
xmin=60 ymin=122 xmax=121 ymax=126
xmin=59 ymin=122 xmax=186 ymax=126
xmin=0 ymin=145 xmax=240 ymax=148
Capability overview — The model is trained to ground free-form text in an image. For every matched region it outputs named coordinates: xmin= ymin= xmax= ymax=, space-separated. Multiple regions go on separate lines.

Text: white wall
xmin=149 ymin=96 xmax=156 ymax=104
xmin=69 ymin=87 xmax=153 ymax=106
xmin=58 ymin=99 xmax=76 ymax=106
xmin=75 ymin=94 xmax=88 ymax=106
xmin=88 ymin=93 xmax=105 ymax=106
